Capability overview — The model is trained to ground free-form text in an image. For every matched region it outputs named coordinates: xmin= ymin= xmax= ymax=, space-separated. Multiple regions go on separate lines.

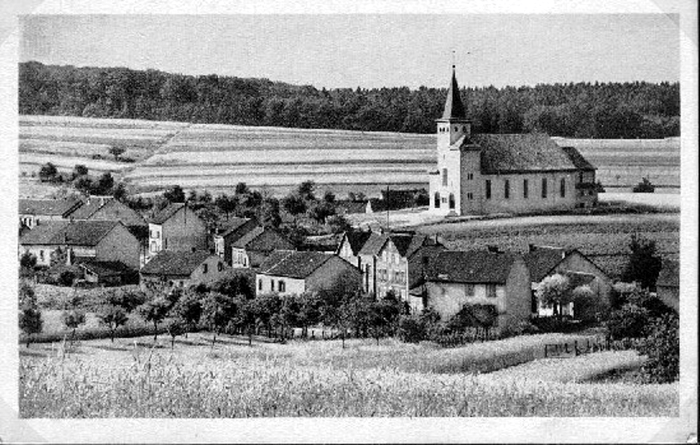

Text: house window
xmin=504 ymin=180 xmax=510 ymax=199
xmin=442 ymin=168 xmax=448 ymax=186
xmin=467 ymin=192 xmax=473 ymax=200
xmin=485 ymin=180 xmax=492 ymax=199
xmin=279 ymin=281 xmax=286 ymax=292
xmin=560 ymin=178 xmax=566 ymax=198
xmin=217 ymin=262 xmax=223 ymax=272
xmin=541 ymin=178 xmax=548 ymax=198
xmin=270 ymin=279 xmax=274 ymax=291
xmin=467 ymin=172 xmax=474 ymax=180
xmin=465 ymin=284 xmax=475 ymax=296
xmin=434 ymin=192 xmax=440 ymax=208
xmin=258 ymin=279 xmax=263 ymax=291
xmin=39 ymin=250 xmax=44 ymax=261
xmin=486 ymin=284 xmax=497 ymax=298
xmin=523 ymin=179 xmax=529 ymax=199
xmin=202 ymin=263 xmax=208 ymax=274
xmin=449 ymin=193 xmax=455 ymax=209
xmin=164 ymin=238 xmax=168 ymax=249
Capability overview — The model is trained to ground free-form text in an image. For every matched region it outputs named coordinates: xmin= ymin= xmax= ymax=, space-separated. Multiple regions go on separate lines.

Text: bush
xmin=500 ymin=320 xmax=539 ymax=338
xmin=636 ymin=313 xmax=679 ymax=383
xmin=58 ymin=270 xmax=76 ymax=287
xmin=398 ymin=314 xmax=426 ymax=343
xmin=632 ymin=177 xmax=655 ymax=193
xmin=606 ymin=303 xmax=650 ymax=340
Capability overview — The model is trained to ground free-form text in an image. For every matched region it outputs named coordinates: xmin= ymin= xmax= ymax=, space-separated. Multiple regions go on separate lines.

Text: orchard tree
xmin=166 ymin=319 xmax=186 ymax=348
xmin=97 ymin=304 xmax=128 ymax=342
xmin=39 ymin=162 xmax=59 ymax=182
xmin=282 ymin=193 xmax=307 ymax=216
xmin=215 ymin=194 xmax=237 ymax=220
xmin=138 ymin=297 xmax=172 ymax=342
xmin=171 ymin=290 xmax=203 ymax=336
xmin=19 ymin=281 xmax=42 ymax=347
xmin=72 ymin=164 xmax=88 ymax=178
xmin=297 ymin=180 xmax=316 ymax=201
xmin=535 ymin=274 xmax=572 ymax=319
xmin=202 ymin=291 xmax=238 ymax=345
xmin=109 ymin=146 xmax=126 ymax=160
xmin=163 ymin=185 xmax=186 ymax=203
xmin=622 ymin=234 xmax=663 ymax=290
xmin=62 ymin=309 xmax=86 ymax=342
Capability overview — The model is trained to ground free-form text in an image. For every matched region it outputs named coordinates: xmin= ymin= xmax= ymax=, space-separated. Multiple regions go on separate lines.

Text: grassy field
xmin=19 ymin=115 xmax=680 ymax=197
xmin=19 ymin=333 xmax=677 ymax=417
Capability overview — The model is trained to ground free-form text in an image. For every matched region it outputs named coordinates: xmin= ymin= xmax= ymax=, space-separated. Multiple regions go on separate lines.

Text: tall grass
xmin=19 ymin=338 xmax=678 ymax=417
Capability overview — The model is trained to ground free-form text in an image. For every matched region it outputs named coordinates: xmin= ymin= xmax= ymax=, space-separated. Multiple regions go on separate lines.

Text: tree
xmin=326 ymin=214 xmax=352 ymax=234
xmin=622 ymin=234 xmax=663 ymax=290
xmin=234 ymin=182 xmax=250 ymax=196
xmin=166 ymin=319 xmax=186 ymax=348
xmin=62 ymin=309 xmax=86 ymax=342
xmin=201 ymin=291 xmax=238 ymax=345
xmin=308 ymin=201 xmax=336 ymax=224
xmin=109 ymin=146 xmax=126 ymax=160
xmin=19 ymin=251 xmax=37 ymax=270
xmin=39 ymin=162 xmax=59 ymax=182
xmin=95 ymin=172 xmax=115 ymax=195
xmin=105 ymin=288 xmax=147 ymax=313
xmin=215 ymin=194 xmax=237 ymax=220
xmin=636 ymin=313 xmax=679 ymax=383
xmin=74 ymin=176 xmax=93 ymax=195
xmin=258 ymin=198 xmax=282 ymax=229
xmin=606 ymin=303 xmax=650 ymax=340
xmin=535 ymin=274 xmax=572 ymax=319
xmin=297 ymin=180 xmax=316 ymax=201
xmin=112 ymin=182 xmax=128 ymax=202
xmin=19 ymin=281 xmax=42 ymax=347
xmin=282 ymin=193 xmax=307 ymax=216
xmin=97 ymin=304 xmax=128 ymax=342
xmin=138 ymin=297 xmax=171 ymax=342
xmin=163 ymin=185 xmax=185 ymax=203
xmin=72 ymin=164 xmax=88 ymax=178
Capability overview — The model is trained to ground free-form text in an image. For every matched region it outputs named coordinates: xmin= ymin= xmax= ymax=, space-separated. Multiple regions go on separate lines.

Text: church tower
xmin=430 ymin=66 xmax=473 ymax=215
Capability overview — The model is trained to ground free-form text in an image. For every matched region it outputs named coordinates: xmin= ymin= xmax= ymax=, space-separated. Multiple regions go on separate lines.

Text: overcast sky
xmin=20 ymin=14 xmax=679 ymax=89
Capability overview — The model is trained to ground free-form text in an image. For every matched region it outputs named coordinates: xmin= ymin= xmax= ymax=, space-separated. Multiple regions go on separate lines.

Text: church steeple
xmin=441 ymin=66 xmax=466 ymax=120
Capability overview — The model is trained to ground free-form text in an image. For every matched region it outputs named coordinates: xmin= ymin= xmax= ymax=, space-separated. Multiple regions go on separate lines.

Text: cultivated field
xmin=19 ymin=115 xmax=680 ymax=197
xmin=19 ymin=333 xmax=677 ymax=417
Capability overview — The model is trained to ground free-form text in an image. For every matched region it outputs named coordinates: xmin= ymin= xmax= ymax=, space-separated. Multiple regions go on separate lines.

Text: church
xmin=429 ymin=68 xmax=598 ymax=216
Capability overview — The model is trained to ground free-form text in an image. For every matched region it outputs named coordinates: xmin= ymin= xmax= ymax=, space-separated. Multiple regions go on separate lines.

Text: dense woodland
xmin=20 ymin=61 xmax=680 ymax=139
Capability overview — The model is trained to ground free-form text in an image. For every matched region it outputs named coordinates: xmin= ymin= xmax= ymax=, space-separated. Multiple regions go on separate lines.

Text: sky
xmin=20 ymin=14 xmax=680 ymax=89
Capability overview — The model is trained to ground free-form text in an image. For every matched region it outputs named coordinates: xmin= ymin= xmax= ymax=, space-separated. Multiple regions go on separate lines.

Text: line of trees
xmin=20 ymin=61 xmax=680 ymax=138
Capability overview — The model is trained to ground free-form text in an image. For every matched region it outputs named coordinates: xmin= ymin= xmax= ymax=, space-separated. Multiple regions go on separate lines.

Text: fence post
xmin=574 ymin=340 xmax=578 ymax=356
xmin=544 ymin=344 xmax=548 ymax=358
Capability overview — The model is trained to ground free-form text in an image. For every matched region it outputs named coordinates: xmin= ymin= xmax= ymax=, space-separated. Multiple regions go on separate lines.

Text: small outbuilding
xmin=140 ymin=250 xmax=229 ymax=288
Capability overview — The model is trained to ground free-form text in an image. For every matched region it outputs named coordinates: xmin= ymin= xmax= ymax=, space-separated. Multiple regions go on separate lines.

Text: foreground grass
xmin=19 ymin=334 xmax=677 ymax=417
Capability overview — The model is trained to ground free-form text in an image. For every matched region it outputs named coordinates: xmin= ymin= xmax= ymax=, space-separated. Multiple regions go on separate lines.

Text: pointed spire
xmin=441 ymin=65 xmax=466 ymax=120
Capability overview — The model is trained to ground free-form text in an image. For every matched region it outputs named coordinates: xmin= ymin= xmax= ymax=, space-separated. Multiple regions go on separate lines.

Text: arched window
xmin=449 ymin=193 xmax=455 ymax=209
xmin=434 ymin=192 xmax=441 ymax=208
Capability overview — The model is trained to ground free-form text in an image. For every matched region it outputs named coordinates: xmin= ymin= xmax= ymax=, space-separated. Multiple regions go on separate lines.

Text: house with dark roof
xmin=147 ymin=202 xmax=207 ymax=260
xmin=424 ymin=250 xmax=531 ymax=330
xmin=19 ymin=198 xmax=83 ymax=228
xmin=213 ymin=217 xmax=260 ymax=264
xmin=230 ymin=226 xmax=295 ymax=269
xmin=656 ymin=260 xmax=679 ymax=312
xmin=523 ymin=245 xmax=611 ymax=319
xmin=336 ymin=230 xmax=373 ymax=268
xmin=18 ymin=220 xmax=140 ymax=272
xmin=255 ymin=251 xmax=362 ymax=297
xmin=336 ymin=200 xmax=373 ymax=216
xmin=354 ymin=231 xmax=444 ymax=308
xmin=429 ymin=67 xmax=597 ymax=216
xmin=140 ymin=250 xmax=229 ymax=288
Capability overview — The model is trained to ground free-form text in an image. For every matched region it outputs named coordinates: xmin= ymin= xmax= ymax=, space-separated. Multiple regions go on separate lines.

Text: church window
xmin=504 ymin=180 xmax=510 ymax=199
xmin=560 ymin=178 xmax=566 ymax=198
xmin=467 ymin=192 xmax=474 ymax=200
xmin=449 ymin=193 xmax=455 ymax=209
xmin=442 ymin=168 xmax=448 ymax=186
xmin=523 ymin=179 xmax=529 ymax=198
xmin=434 ymin=192 xmax=440 ymax=208
xmin=485 ymin=180 xmax=492 ymax=199
xmin=542 ymin=178 xmax=548 ymax=198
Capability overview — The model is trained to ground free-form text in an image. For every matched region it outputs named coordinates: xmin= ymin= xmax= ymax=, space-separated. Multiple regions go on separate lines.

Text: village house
xmin=655 ymin=260 xmax=679 ymax=312
xmin=523 ymin=245 xmax=612 ymax=319
xmin=429 ymin=67 xmax=598 ymax=216
xmin=335 ymin=200 xmax=373 ymax=216
xmin=18 ymin=220 xmax=140 ymax=273
xmin=230 ymin=226 xmax=295 ymax=269
xmin=19 ymin=197 xmax=83 ymax=229
xmin=147 ymin=202 xmax=208 ymax=260
xmin=255 ymin=250 xmax=362 ymax=297
xmin=424 ymin=250 xmax=532 ymax=330
xmin=336 ymin=230 xmax=373 ymax=269
xmin=140 ymin=250 xmax=230 ymax=288
xmin=355 ymin=231 xmax=444 ymax=307
xmin=213 ymin=217 xmax=260 ymax=265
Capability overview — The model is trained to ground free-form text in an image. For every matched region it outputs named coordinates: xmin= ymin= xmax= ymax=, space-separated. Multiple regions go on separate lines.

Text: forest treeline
xmin=19 ymin=61 xmax=680 ymax=138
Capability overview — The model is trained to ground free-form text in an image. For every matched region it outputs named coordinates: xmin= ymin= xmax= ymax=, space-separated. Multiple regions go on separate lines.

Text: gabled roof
xmin=232 ymin=227 xmax=292 ymax=251
xmin=259 ymin=251 xmax=335 ymax=279
xmin=258 ymin=250 xmax=295 ymax=272
xmin=441 ymin=68 xmax=467 ymax=120
xmin=427 ymin=250 xmax=521 ymax=284
xmin=338 ymin=231 xmax=372 ymax=256
xmin=561 ymin=146 xmax=596 ymax=171
xmin=77 ymin=259 xmax=133 ymax=276
xmin=358 ymin=232 xmax=389 ymax=256
xmin=19 ymin=221 xmax=121 ymax=246
xmin=150 ymin=203 xmax=187 ymax=225
xmin=19 ymin=198 xmax=82 ymax=217
xmin=217 ymin=217 xmax=256 ymax=238
xmin=140 ymin=250 xmax=215 ymax=276
xmin=67 ymin=197 xmax=114 ymax=219
xmin=523 ymin=248 xmax=566 ymax=283
xmin=337 ymin=200 xmax=370 ymax=214
xmin=470 ymin=133 xmax=581 ymax=174
xmin=657 ymin=260 xmax=679 ymax=288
